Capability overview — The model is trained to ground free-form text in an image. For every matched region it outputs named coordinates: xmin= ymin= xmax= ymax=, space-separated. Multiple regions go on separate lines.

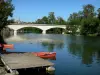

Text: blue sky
xmin=12 ymin=0 xmax=100 ymax=22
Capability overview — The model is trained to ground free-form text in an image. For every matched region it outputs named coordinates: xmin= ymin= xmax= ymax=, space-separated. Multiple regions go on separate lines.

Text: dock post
xmin=46 ymin=66 xmax=55 ymax=71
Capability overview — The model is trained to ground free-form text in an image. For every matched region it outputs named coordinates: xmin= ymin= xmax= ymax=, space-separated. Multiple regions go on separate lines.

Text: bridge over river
xmin=7 ymin=24 xmax=66 ymax=36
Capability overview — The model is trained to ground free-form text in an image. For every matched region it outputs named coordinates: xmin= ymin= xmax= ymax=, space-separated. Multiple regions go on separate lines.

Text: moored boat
xmin=0 ymin=44 xmax=14 ymax=50
xmin=32 ymin=52 xmax=56 ymax=59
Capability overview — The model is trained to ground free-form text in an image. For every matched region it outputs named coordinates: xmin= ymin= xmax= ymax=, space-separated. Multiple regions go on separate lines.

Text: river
xmin=3 ymin=34 xmax=100 ymax=75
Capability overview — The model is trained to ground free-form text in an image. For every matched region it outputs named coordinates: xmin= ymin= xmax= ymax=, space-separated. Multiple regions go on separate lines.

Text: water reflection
xmin=67 ymin=35 xmax=100 ymax=65
xmin=5 ymin=34 xmax=64 ymax=43
xmin=5 ymin=34 xmax=64 ymax=53
xmin=41 ymin=42 xmax=64 ymax=52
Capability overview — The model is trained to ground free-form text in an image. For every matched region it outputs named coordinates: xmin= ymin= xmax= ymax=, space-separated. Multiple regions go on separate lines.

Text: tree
xmin=66 ymin=25 xmax=78 ymax=35
xmin=56 ymin=16 xmax=66 ymax=25
xmin=67 ymin=12 xmax=81 ymax=34
xmin=77 ymin=11 xmax=84 ymax=20
xmin=80 ymin=18 xmax=99 ymax=35
xmin=79 ymin=4 xmax=99 ymax=35
xmin=48 ymin=12 xmax=56 ymax=24
xmin=97 ymin=8 xmax=100 ymax=20
xmin=68 ymin=13 xmax=78 ymax=20
xmin=35 ymin=16 xmax=48 ymax=24
xmin=41 ymin=16 xmax=48 ymax=24
xmin=67 ymin=12 xmax=81 ymax=25
xmin=83 ymin=4 xmax=96 ymax=18
xmin=97 ymin=24 xmax=100 ymax=36
xmin=8 ymin=19 xmax=14 ymax=24
xmin=0 ymin=0 xmax=14 ymax=30
xmin=35 ymin=19 xmax=43 ymax=24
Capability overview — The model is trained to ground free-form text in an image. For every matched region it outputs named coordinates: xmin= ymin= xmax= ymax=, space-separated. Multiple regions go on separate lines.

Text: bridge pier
xmin=14 ymin=30 xmax=17 ymax=36
xmin=62 ymin=32 xmax=65 ymax=34
xmin=42 ymin=30 xmax=46 ymax=34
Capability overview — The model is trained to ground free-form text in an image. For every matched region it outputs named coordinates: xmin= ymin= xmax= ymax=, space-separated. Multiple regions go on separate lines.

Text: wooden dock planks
xmin=0 ymin=53 xmax=54 ymax=70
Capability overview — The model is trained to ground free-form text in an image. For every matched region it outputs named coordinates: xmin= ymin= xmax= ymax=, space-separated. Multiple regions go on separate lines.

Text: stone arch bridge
xmin=7 ymin=24 xmax=66 ymax=36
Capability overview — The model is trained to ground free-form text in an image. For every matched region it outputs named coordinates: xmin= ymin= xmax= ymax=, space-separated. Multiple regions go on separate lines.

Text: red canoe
xmin=0 ymin=44 xmax=14 ymax=50
xmin=32 ymin=52 xmax=56 ymax=59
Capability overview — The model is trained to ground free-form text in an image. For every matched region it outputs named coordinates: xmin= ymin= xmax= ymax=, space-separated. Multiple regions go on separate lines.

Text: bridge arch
xmin=46 ymin=27 xmax=65 ymax=34
xmin=17 ymin=27 xmax=43 ymax=34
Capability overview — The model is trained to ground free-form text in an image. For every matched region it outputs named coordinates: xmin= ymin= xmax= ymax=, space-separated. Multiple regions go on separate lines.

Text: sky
xmin=12 ymin=0 xmax=100 ymax=22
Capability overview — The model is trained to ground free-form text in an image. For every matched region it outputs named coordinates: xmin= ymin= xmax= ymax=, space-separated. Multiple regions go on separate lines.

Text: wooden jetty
xmin=0 ymin=53 xmax=54 ymax=74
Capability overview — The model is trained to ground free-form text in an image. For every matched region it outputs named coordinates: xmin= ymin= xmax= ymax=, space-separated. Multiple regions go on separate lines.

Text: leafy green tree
xmin=8 ymin=19 xmax=14 ymax=24
xmin=80 ymin=18 xmax=99 ymax=35
xmin=68 ymin=12 xmax=81 ymax=25
xmin=41 ymin=16 xmax=48 ymax=24
xmin=97 ymin=8 xmax=100 ymax=20
xmin=79 ymin=4 xmax=98 ymax=35
xmin=35 ymin=19 xmax=43 ymax=24
xmin=97 ymin=24 xmax=100 ymax=36
xmin=68 ymin=13 xmax=78 ymax=20
xmin=66 ymin=25 xmax=78 ymax=35
xmin=78 ymin=11 xmax=83 ymax=19
xmin=35 ymin=16 xmax=48 ymax=24
xmin=83 ymin=4 xmax=96 ymax=18
xmin=0 ymin=0 xmax=14 ymax=30
xmin=67 ymin=12 xmax=81 ymax=34
xmin=48 ymin=12 xmax=56 ymax=24
xmin=55 ymin=16 xmax=66 ymax=25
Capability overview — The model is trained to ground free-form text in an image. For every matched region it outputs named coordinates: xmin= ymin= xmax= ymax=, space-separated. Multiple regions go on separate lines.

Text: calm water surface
xmin=4 ymin=34 xmax=100 ymax=75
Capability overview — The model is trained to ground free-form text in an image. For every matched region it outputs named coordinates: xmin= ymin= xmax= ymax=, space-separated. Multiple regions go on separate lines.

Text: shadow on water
xmin=17 ymin=68 xmax=55 ymax=75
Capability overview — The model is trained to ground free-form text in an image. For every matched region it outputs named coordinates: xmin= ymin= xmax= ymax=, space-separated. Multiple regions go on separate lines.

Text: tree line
xmin=34 ymin=12 xmax=67 ymax=25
